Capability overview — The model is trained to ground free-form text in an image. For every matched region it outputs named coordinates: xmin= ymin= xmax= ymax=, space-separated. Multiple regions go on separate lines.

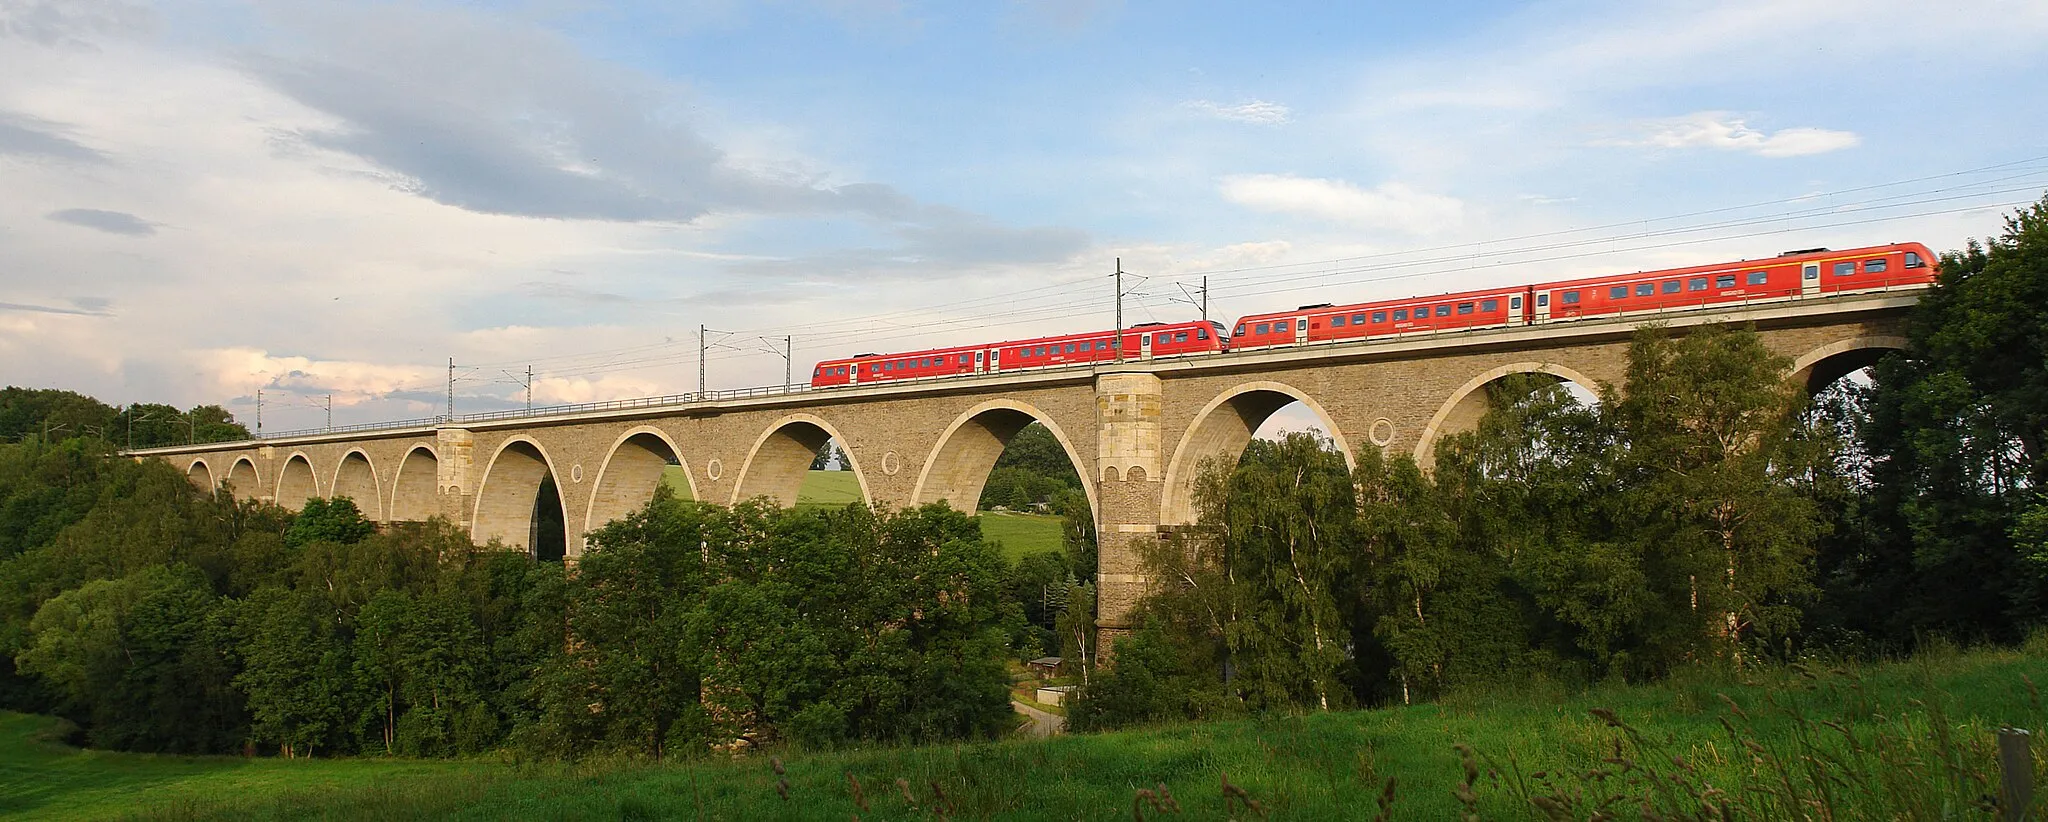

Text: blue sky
xmin=1 ymin=0 xmax=2044 ymax=433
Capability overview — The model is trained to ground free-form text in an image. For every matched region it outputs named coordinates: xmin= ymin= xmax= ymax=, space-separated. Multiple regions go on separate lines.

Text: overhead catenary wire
xmin=240 ymin=159 xmax=2048 ymax=425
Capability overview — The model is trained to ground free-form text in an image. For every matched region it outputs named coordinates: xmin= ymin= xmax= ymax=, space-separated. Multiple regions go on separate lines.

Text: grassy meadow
xmin=6 ymin=643 xmax=2045 ymax=820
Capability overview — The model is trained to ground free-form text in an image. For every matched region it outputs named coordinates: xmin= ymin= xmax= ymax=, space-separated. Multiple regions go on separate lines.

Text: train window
xmin=1063 ymin=344 xmax=1073 ymax=353
xmin=1610 ymin=286 xmax=1628 ymax=300
xmin=1482 ymin=299 xmax=1498 ymax=312
xmin=1430 ymin=305 xmax=1448 ymax=317
xmin=1197 ymin=328 xmax=1210 ymax=340
xmin=1392 ymin=309 xmax=1407 ymax=321
xmin=1353 ymin=313 xmax=1368 ymax=325
xmin=1536 ymin=294 xmax=1549 ymax=307
xmin=1030 ymin=347 xmax=1040 ymax=356
xmin=1715 ymin=274 xmax=1736 ymax=289
xmin=1369 ymin=312 xmax=1384 ymax=323
xmin=1636 ymin=283 xmax=1654 ymax=297
xmin=1561 ymin=291 xmax=1580 ymax=305
xmin=1865 ymin=258 xmax=1887 ymax=273
xmin=1747 ymin=271 xmax=1768 ymax=285
xmin=1256 ymin=323 xmax=1270 ymax=334
xmin=1834 ymin=262 xmax=1855 ymax=276
xmin=1175 ymin=332 xmax=1188 ymax=343
xmin=1905 ymin=251 xmax=1925 ymax=268
xmin=1688 ymin=278 xmax=1707 ymax=292
xmin=976 ymin=352 xmax=985 ymax=361
xmin=1331 ymin=315 xmax=1347 ymax=327
xmin=1663 ymin=280 xmax=1681 ymax=294
xmin=1413 ymin=305 xmax=1428 ymax=317
xmin=1235 ymin=324 xmax=1246 ymax=335
xmin=1509 ymin=297 xmax=1521 ymax=310
xmin=1457 ymin=302 xmax=1475 ymax=315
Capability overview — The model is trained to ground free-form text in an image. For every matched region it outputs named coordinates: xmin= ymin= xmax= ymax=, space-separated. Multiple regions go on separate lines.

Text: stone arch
xmin=731 ymin=413 xmax=871 ymax=508
xmin=225 ymin=457 xmax=261 ymax=501
xmin=472 ymin=437 xmax=568 ymax=557
xmin=1160 ymin=381 xmax=1353 ymax=526
xmin=184 ymin=459 xmax=214 ymax=491
xmin=911 ymin=399 xmax=1099 ymax=519
xmin=274 ymin=452 xmax=319 ymax=512
xmin=1413 ymin=361 xmax=1602 ymax=470
xmin=585 ymin=426 xmax=696 ymax=538
xmin=330 ymin=449 xmax=383 ymax=521
xmin=1789 ymin=335 xmax=1910 ymax=394
xmin=389 ymin=445 xmax=440 ymax=522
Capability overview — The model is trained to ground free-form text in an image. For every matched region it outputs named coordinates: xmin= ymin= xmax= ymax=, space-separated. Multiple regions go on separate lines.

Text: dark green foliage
xmin=976 ymin=423 xmax=1083 ymax=511
xmin=0 ymin=388 xmax=116 ymax=444
xmin=15 ymin=564 xmax=240 ymax=752
xmin=113 ymin=403 xmax=250 ymax=449
xmin=1820 ymin=195 xmax=2048 ymax=647
xmin=284 ymin=497 xmax=375 ymax=549
xmin=526 ymin=492 xmax=1017 ymax=758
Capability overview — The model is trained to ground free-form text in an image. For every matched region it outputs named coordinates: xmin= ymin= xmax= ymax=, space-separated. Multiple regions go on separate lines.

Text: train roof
xmin=811 ymin=319 xmax=1218 ymax=365
xmin=1529 ymin=242 xmax=1934 ymax=290
xmin=1230 ymin=283 xmax=1524 ymax=323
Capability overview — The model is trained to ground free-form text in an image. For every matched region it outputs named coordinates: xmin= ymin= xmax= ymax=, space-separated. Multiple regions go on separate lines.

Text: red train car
xmin=1229 ymin=285 xmax=1527 ymax=350
xmin=1529 ymin=242 xmax=1935 ymax=321
xmin=810 ymin=320 xmax=1229 ymax=387
xmin=811 ymin=242 xmax=1935 ymax=388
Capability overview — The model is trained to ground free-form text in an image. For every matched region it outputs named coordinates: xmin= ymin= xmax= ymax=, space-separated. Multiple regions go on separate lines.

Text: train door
xmin=1294 ymin=317 xmax=1309 ymax=344
xmin=1533 ymin=291 xmax=1552 ymax=323
xmin=1801 ymin=263 xmax=1820 ymax=297
xmin=1512 ymin=293 xmax=1527 ymax=325
xmin=1139 ymin=332 xmax=1153 ymax=360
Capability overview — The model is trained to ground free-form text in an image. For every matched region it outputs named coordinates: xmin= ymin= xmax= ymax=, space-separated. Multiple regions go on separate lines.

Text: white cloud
xmin=1219 ymin=175 xmax=1463 ymax=234
xmin=1602 ymin=112 xmax=1859 ymax=158
xmin=1182 ymin=99 xmax=1292 ymax=125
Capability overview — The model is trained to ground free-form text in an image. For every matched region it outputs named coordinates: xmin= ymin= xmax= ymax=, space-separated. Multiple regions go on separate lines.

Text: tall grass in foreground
xmin=17 ymin=645 xmax=2038 ymax=820
xmin=1465 ymin=661 xmax=2045 ymax=820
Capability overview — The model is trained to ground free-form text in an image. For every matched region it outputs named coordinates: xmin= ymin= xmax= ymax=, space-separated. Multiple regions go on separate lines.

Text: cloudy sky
xmin=3 ymin=0 xmax=2045 ymax=434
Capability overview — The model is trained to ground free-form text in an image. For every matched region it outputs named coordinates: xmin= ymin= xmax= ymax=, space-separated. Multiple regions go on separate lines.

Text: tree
xmin=808 ymin=440 xmax=847 ymax=471
xmin=15 ymin=564 xmax=241 ymax=752
xmin=1612 ymin=324 xmax=1821 ymax=666
xmin=285 ymin=497 xmax=376 ymax=549
xmin=1054 ymin=582 xmax=1095 ymax=686
xmin=235 ymin=586 xmax=353 ymax=757
xmin=0 ymin=387 xmax=115 ymax=444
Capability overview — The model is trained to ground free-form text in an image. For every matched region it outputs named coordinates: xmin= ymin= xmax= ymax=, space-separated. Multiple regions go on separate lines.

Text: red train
xmin=810 ymin=319 xmax=1228 ymax=386
xmin=808 ymin=242 xmax=1935 ymax=387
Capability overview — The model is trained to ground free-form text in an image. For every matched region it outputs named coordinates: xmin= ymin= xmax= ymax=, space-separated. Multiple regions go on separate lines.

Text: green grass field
xmin=7 ymin=644 xmax=2045 ymax=820
xmin=975 ymin=511 xmax=1065 ymax=560
xmin=794 ymin=469 xmax=863 ymax=509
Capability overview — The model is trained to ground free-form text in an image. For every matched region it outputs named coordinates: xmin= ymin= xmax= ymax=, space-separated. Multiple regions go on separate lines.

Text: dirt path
xmin=1011 ymin=700 xmax=1066 ymax=738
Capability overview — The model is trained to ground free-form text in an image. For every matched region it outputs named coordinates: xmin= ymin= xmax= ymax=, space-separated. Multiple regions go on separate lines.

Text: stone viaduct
xmin=131 ymin=291 xmax=1917 ymax=645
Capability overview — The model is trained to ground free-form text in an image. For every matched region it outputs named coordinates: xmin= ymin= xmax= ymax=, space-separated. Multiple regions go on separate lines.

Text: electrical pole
xmin=1202 ymin=275 xmax=1209 ymax=323
xmin=785 ymin=335 xmax=793 ymax=387
xmin=698 ymin=324 xmax=707 ymax=395
xmin=325 ymin=394 xmax=333 ymax=432
xmin=1114 ymin=257 xmax=1124 ymax=363
xmin=446 ymin=358 xmax=455 ymax=421
xmin=256 ymin=389 xmax=263 ymax=436
xmin=526 ymin=365 xmax=533 ymax=411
